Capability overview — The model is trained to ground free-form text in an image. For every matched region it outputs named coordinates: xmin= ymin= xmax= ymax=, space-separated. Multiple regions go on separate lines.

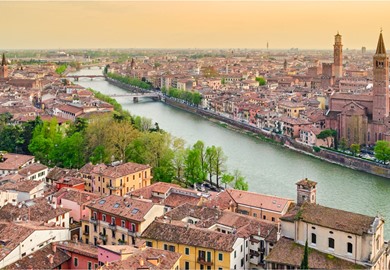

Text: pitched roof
xmin=102 ymin=247 xmax=181 ymax=270
xmin=87 ymin=195 xmax=154 ymax=222
xmin=227 ymin=189 xmax=292 ymax=213
xmin=0 ymin=154 xmax=34 ymax=171
xmin=281 ymin=202 xmax=376 ymax=236
xmin=265 ymin=237 xmax=364 ymax=269
xmin=141 ymin=220 xmax=237 ymax=252
xmin=53 ymin=188 xmax=101 ymax=205
xmin=5 ymin=244 xmax=71 ymax=270
xmin=18 ymin=163 xmax=48 ymax=176
xmin=376 ymin=31 xmax=387 ymax=55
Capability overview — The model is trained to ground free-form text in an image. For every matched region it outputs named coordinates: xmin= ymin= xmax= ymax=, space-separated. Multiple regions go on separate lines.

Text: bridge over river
xmin=107 ymin=93 xmax=160 ymax=102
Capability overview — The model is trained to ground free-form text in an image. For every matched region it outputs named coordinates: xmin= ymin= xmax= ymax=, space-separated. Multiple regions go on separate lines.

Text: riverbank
xmin=104 ymin=77 xmax=390 ymax=179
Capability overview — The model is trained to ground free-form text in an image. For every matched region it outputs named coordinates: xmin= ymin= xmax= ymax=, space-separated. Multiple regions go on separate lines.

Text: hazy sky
xmin=1 ymin=1 xmax=390 ymax=50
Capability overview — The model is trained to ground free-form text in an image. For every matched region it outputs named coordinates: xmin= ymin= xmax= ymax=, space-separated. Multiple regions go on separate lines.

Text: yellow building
xmin=80 ymin=162 xmax=152 ymax=196
xmin=142 ymin=221 xmax=234 ymax=270
xmin=278 ymin=101 xmax=306 ymax=118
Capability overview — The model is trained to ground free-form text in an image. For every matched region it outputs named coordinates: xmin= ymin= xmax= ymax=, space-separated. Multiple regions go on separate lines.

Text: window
xmin=121 ymin=220 xmax=125 ymax=227
xmin=94 ymin=264 xmax=98 ymax=270
xmin=263 ymin=215 xmax=266 ymax=220
xmin=146 ymin=241 xmax=152 ymax=247
xmin=241 ymin=245 xmax=243 ymax=252
xmin=111 ymin=230 xmax=115 ymax=238
xmin=218 ymin=253 xmax=223 ymax=261
xmin=271 ymin=217 xmax=275 ymax=222
xmin=163 ymin=244 xmax=168 ymax=250
xmin=241 ymin=258 xmax=244 ymax=267
xmin=169 ymin=245 xmax=175 ymax=252
xmin=185 ymin=247 xmax=190 ymax=255
xmin=74 ymin=257 xmax=78 ymax=267
xmin=93 ymin=224 xmax=97 ymax=232
xmin=347 ymin=242 xmax=353 ymax=254
xmin=102 ymin=214 xmax=106 ymax=222
xmin=185 ymin=261 xmax=190 ymax=270
xmin=234 ymin=250 xmax=236 ymax=258
xmin=253 ymin=213 xmax=257 ymax=217
xmin=311 ymin=233 xmax=317 ymax=245
xmin=328 ymin=238 xmax=335 ymax=249
xmin=88 ymin=261 xmax=92 ymax=270
xmin=111 ymin=217 xmax=115 ymax=225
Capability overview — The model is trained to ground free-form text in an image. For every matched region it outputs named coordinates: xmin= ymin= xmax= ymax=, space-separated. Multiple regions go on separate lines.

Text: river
xmin=70 ymin=67 xmax=390 ymax=237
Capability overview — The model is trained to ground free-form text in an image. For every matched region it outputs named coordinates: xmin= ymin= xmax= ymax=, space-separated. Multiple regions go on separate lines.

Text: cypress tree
xmin=300 ymin=240 xmax=309 ymax=270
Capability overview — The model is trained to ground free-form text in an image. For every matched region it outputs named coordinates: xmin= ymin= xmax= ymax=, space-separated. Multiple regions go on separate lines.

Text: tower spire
xmin=1 ymin=53 xmax=6 ymax=66
xmin=376 ymin=30 xmax=386 ymax=55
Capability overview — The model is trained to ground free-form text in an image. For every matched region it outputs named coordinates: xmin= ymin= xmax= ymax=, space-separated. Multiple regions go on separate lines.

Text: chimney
xmin=48 ymin=254 xmax=54 ymax=264
xmin=52 ymin=243 xmax=57 ymax=253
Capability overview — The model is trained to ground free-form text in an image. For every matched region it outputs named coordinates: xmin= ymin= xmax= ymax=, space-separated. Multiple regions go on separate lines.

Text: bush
xmin=313 ymin=146 xmax=321 ymax=153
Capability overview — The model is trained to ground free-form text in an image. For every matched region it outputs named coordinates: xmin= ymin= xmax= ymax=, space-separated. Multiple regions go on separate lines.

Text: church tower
xmin=372 ymin=31 xmax=389 ymax=122
xmin=333 ymin=32 xmax=343 ymax=78
xmin=0 ymin=53 xmax=8 ymax=79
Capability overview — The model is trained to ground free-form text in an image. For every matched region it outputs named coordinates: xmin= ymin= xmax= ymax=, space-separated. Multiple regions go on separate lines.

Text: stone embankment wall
xmin=106 ymin=78 xmax=390 ymax=179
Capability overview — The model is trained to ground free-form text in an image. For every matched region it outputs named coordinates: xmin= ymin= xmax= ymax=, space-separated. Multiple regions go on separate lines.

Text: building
xmin=265 ymin=179 xmax=389 ymax=269
xmin=18 ymin=163 xmax=48 ymax=182
xmin=100 ymin=246 xmax=181 ymax=270
xmin=326 ymin=31 xmax=390 ymax=145
xmin=334 ymin=32 xmax=343 ymax=78
xmin=142 ymin=203 xmax=279 ymax=270
xmin=81 ymin=195 xmax=164 ymax=246
xmin=80 ymin=162 xmax=152 ymax=196
xmin=205 ymin=189 xmax=293 ymax=223
xmin=0 ymin=179 xmax=45 ymax=204
xmin=0 ymin=53 xmax=8 ymax=79
xmin=0 ymin=153 xmax=35 ymax=176
xmin=0 ymin=221 xmax=69 ymax=268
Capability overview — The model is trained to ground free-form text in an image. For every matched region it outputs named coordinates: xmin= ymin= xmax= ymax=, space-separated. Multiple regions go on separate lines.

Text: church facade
xmin=326 ymin=32 xmax=390 ymax=146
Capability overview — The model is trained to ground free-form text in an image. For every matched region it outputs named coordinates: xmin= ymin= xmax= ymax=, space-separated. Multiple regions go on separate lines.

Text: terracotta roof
xmin=0 ymin=153 xmax=34 ymax=171
xmin=265 ymin=237 xmax=364 ymax=269
xmin=227 ymin=189 xmax=292 ymax=213
xmin=87 ymin=195 xmax=154 ymax=222
xmin=129 ymin=182 xmax=181 ymax=199
xmin=53 ymin=188 xmax=101 ymax=205
xmin=55 ymin=177 xmax=84 ymax=186
xmin=0 ymin=198 xmax=71 ymax=223
xmin=0 ymin=221 xmax=35 ymax=261
xmin=18 ymin=163 xmax=48 ymax=176
xmin=102 ymin=247 xmax=181 ymax=270
xmin=141 ymin=220 xmax=237 ymax=252
xmin=46 ymin=167 xmax=79 ymax=181
xmin=99 ymin=162 xmax=151 ymax=179
xmin=57 ymin=104 xmax=84 ymax=115
xmin=57 ymin=241 xmax=98 ymax=259
xmin=0 ymin=179 xmax=43 ymax=193
xmin=282 ymin=202 xmax=376 ymax=236
xmin=5 ymin=244 xmax=71 ymax=270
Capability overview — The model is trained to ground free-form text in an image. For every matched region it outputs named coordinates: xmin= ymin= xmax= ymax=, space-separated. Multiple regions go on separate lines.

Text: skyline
xmin=2 ymin=1 xmax=390 ymax=50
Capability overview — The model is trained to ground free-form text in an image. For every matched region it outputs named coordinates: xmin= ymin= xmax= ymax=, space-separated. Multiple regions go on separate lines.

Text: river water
xmin=71 ymin=67 xmax=390 ymax=237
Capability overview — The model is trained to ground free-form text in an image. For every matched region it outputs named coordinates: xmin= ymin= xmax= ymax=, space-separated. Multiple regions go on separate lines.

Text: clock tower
xmin=333 ymin=32 xmax=343 ymax=78
xmin=0 ymin=53 xmax=8 ymax=79
xmin=373 ymin=30 xmax=389 ymax=122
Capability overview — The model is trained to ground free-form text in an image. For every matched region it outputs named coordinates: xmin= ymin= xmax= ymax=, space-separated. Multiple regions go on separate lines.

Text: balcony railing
xmin=107 ymin=184 xmax=121 ymax=190
xmin=89 ymin=218 xmax=98 ymax=225
xmin=127 ymin=230 xmax=136 ymax=236
xmin=99 ymin=233 xmax=107 ymax=241
xmin=109 ymin=223 xmax=116 ymax=231
xmin=197 ymin=257 xmax=213 ymax=266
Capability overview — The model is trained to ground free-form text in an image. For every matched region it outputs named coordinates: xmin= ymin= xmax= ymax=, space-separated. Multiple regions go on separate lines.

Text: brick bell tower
xmin=333 ymin=31 xmax=343 ymax=78
xmin=372 ymin=30 xmax=389 ymax=123
xmin=0 ymin=53 xmax=8 ymax=79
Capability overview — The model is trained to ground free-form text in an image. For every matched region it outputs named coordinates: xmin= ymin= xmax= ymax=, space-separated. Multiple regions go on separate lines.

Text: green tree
xmin=300 ymin=240 xmax=309 ymax=270
xmin=339 ymin=137 xmax=348 ymax=152
xmin=317 ymin=129 xmax=336 ymax=148
xmin=374 ymin=140 xmax=390 ymax=164
xmin=55 ymin=64 xmax=67 ymax=75
xmin=184 ymin=148 xmax=204 ymax=185
xmin=221 ymin=173 xmax=234 ymax=189
xmin=205 ymin=146 xmax=217 ymax=184
xmin=233 ymin=170 xmax=248 ymax=190
xmin=255 ymin=76 xmax=267 ymax=86
xmin=350 ymin=144 xmax=360 ymax=156
xmin=213 ymin=146 xmax=227 ymax=188
xmin=171 ymin=138 xmax=186 ymax=181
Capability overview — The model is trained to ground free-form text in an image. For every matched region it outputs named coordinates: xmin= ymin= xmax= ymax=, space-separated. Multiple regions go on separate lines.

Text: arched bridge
xmin=66 ymin=75 xmax=105 ymax=81
xmin=107 ymin=93 xmax=161 ymax=102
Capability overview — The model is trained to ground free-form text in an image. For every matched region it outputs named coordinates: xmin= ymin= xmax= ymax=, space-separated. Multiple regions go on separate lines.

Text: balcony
xmin=127 ymin=230 xmax=136 ymax=236
xmin=89 ymin=218 xmax=98 ymax=225
xmin=109 ymin=223 xmax=116 ymax=231
xmin=83 ymin=231 xmax=90 ymax=236
xmin=99 ymin=233 xmax=107 ymax=241
xmin=107 ymin=184 xmax=121 ymax=190
xmin=197 ymin=257 xmax=213 ymax=266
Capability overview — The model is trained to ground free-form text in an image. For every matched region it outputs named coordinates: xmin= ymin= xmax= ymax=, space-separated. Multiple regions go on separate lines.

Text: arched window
xmin=311 ymin=233 xmax=317 ymax=245
xmin=347 ymin=242 xmax=353 ymax=254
